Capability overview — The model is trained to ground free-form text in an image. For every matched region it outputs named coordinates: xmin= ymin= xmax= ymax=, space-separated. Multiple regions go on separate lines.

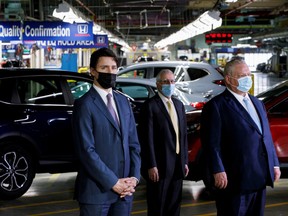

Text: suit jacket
xmin=72 ymin=88 xmax=141 ymax=204
xmin=138 ymin=94 xmax=188 ymax=180
xmin=200 ymin=89 xmax=279 ymax=193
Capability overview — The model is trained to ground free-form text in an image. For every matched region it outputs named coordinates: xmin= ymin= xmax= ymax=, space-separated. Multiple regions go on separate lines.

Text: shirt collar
xmin=93 ymin=84 xmax=113 ymax=99
xmin=227 ymin=88 xmax=248 ymax=101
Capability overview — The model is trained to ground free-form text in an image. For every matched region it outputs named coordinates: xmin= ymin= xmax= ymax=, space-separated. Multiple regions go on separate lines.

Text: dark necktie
xmin=243 ymin=97 xmax=262 ymax=133
xmin=107 ymin=93 xmax=119 ymax=126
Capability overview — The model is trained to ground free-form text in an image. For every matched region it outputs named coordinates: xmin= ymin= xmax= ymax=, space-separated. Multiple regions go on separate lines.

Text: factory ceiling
xmin=1 ymin=0 xmax=288 ymax=48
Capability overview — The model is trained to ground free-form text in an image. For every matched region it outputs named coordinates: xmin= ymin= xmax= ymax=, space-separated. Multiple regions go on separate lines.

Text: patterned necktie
xmin=167 ymin=100 xmax=180 ymax=154
xmin=243 ymin=97 xmax=262 ymax=133
xmin=107 ymin=93 xmax=119 ymax=126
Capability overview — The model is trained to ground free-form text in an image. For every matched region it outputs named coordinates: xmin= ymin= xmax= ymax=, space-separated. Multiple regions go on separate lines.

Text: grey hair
xmin=156 ymin=69 xmax=174 ymax=82
xmin=223 ymin=58 xmax=247 ymax=76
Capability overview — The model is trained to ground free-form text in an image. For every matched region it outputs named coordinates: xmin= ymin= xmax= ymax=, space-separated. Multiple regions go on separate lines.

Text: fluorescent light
xmin=154 ymin=10 xmax=222 ymax=49
xmin=52 ymin=1 xmax=89 ymax=24
xmin=238 ymin=36 xmax=252 ymax=41
xmin=232 ymin=44 xmax=257 ymax=48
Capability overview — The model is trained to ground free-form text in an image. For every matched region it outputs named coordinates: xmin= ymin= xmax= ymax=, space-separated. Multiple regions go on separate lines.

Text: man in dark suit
xmin=138 ymin=69 xmax=189 ymax=216
xmin=72 ymin=48 xmax=141 ymax=216
xmin=200 ymin=58 xmax=281 ymax=216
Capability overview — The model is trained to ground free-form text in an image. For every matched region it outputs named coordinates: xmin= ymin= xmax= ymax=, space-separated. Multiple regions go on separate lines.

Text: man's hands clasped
xmin=112 ymin=177 xmax=138 ymax=198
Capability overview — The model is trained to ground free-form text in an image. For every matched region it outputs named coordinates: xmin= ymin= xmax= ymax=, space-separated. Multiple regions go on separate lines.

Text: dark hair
xmin=89 ymin=48 xmax=118 ymax=69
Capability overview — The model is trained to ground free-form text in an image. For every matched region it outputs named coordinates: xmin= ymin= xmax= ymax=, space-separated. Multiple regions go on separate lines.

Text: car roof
xmin=116 ymin=77 xmax=157 ymax=86
xmin=257 ymin=79 xmax=288 ymax=98
xmin=0 ymin=68 xmax=92 ymax=79
xmin=118 ymin=61 xmax=214 ymax=71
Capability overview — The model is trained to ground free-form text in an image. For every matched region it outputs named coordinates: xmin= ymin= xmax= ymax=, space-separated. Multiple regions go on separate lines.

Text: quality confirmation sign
xmin=23 ymin=21 xmax=93 ymax=41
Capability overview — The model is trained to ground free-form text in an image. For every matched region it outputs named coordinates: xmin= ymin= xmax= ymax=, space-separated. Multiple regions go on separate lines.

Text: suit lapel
xmin=90 ymin=88 xmax=121 ymax=134
xmin=155 ymin=95 xmax=173 ymax=124
xmin=113 ymin=92 xmax=125 ymax=135
xmin=224 ymin=90 xmax=261 ymax=133
xmin=172 ymin=97 xmax=181 ymax=118
xmin=172 ymin=97 xmax=183 ymax=136
xmin=249 ymin=95 xmax=264 ymax=133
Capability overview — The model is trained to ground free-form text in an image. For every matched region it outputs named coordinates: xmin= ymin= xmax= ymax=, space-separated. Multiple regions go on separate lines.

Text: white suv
xmin=117 ymin=61 xmax=226 ymax=110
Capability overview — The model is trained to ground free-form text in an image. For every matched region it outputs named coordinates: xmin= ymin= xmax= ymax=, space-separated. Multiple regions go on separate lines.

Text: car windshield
xmin=257 ymin=80 xmax=288 ymax=103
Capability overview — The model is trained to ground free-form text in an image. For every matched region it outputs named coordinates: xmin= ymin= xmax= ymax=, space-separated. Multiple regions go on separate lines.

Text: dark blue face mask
xmin=97 ymin=71 xmax=117 ymax=89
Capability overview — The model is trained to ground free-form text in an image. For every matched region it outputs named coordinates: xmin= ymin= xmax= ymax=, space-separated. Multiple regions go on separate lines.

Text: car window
xmin=0 ymin=78 xmax=18 ymax=103
xmin=174 ymin=67 xmax=186 ymax=82
xmin=0 ymin=77 xmax=65 ymax=105
xmin=115 ymin=83 xmax=151 ymax=100
xmin=269 ymin=98 xmax=288 ymax=116
xmin=118 ymin=66 xmax=207 ymax=81
xmin=68 ymin=80 xmax=92 ymax=99
xmin=186 ymin=68 xmax=208 ymax=81
xmin=118 ymin=68 xmax=146 ymax=78
xmin=17 ymin=78 xmax=65 ymax=105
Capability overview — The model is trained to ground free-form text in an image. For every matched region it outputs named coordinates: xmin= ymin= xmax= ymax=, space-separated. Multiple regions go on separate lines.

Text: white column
xmin=40 ymin=48 xmax=45 ymax=68
xmin=0 ymin=41 xmax=2 ymax=67
xmin=78 ymin=48 xmax=82 ymax=69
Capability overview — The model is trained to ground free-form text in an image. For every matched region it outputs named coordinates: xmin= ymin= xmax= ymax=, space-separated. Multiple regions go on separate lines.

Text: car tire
xmin=0 ymin=142 xmax=35 ymax=200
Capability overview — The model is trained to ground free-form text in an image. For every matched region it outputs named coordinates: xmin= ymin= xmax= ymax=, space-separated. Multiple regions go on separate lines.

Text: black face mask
xmin=97 ymin=71 xmax=117 ymax=89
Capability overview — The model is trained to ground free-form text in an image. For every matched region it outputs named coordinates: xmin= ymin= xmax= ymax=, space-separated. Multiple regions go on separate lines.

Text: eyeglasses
xmin=229 ymin=74 xmax=251 ymax=79
xmin=158 ymin=79 xmax=176 ymax=84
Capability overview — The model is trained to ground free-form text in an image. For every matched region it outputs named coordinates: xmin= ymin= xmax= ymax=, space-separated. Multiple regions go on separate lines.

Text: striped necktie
xmin=107 ymin=93 xmax=119 ymax=126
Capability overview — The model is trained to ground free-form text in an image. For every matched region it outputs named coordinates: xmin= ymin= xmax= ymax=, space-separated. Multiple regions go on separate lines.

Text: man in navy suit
xmin=200 ymin=58 xmax=281 ymax=216
xmin=72 ymin=48 xmax=141 ymax=216
xmin=138 ymin=69 xmax=189 ymax=216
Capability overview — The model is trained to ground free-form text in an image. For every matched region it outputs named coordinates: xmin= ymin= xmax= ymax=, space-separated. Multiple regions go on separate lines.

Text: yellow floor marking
xmin=0 ymin=200 xmax=71 ymax=210
xmin=29 ymin=208 xmax=79 ymax=216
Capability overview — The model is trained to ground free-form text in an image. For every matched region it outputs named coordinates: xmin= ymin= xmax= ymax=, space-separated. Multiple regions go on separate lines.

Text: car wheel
xmin=0 ymin=142 xmax=35 ymax=200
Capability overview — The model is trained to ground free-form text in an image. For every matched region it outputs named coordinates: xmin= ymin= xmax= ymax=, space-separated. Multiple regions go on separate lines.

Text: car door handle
xmin=23 ymin=108 xmax=36 ymax=113
xmin=48 ymin=118 xmax=68 ymax=125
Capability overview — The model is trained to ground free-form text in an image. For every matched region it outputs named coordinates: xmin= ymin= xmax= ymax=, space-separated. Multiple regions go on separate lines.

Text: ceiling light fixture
xmin=238 ymin=36 xmax=252 ymax=41
xmin=52 ymin=1 xmax=89 ymax=24
xmin=52 ymin=1 xmax=131 ymax=49
xmin=225 ymin=0 xmax=238 ymax=2
xmin=232 ymin=44 xmax=257 ymax=48
xmin=154 ymin=10 xmax=222 ymax=49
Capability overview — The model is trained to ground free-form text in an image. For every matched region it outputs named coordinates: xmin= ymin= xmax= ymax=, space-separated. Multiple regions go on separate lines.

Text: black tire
xmin=0 ymin=142 xmax=35 ymax=200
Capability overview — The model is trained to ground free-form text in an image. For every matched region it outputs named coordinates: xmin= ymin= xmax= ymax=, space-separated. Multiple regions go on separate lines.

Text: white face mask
xmin=230 ymin=75 xmax=252 ymax=92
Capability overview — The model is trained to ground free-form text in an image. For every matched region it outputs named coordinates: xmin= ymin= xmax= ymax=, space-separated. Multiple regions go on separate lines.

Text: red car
xmin=257 ymin=80 xmax=288 ymax=167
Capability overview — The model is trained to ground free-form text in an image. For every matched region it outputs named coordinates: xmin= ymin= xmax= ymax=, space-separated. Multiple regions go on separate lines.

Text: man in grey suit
xmin=200 ymin=58 xmax=281 ymax=216
xmin=72 ymin=48 xmax=141 ymax=216
xmin=138 ymin=69 xmax=189 ymax=216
